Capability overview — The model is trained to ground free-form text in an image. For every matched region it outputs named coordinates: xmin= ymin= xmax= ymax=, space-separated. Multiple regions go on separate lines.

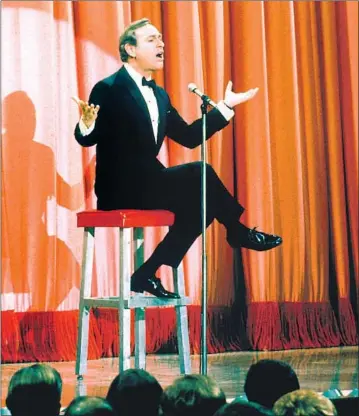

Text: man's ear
xmin=124 ymin=43 xmax=136 ymax=59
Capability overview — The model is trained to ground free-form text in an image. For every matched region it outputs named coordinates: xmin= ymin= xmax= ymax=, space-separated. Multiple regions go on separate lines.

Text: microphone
xmin=188 ymin=83 xmax=217 ymax=107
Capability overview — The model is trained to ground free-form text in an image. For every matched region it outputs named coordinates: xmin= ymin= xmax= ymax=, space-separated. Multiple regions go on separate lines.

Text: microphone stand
xmin=199 ymin=95 xmax=211 ymax=376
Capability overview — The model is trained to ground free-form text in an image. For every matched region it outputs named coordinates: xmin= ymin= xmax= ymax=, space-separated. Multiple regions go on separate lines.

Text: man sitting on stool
xmin=73 ymin=18 xmax=282 ymax=299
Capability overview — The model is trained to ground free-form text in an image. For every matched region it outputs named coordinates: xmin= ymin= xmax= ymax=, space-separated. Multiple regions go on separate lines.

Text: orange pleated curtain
xmin=1 ymin=1 xmax=358 ymax=362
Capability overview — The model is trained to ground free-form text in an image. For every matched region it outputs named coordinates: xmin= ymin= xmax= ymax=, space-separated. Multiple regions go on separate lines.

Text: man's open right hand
xmin=72 ymin=96 xmax=100 ymax=129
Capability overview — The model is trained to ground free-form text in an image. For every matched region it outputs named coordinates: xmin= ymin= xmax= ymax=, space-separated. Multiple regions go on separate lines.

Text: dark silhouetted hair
xmin=214 ymin=399 xmax=274 ymax=416
xmin=119 ymin=18 xmax=151 ymax=62
xmin=244 ymin=360 xmax=300 ymax=409
xmin=106 ymin=369 xmax=163 ymax=416
xmin=6 ymin=363 xmax=62 ymax=416
xmin=64 ymin=396 xmax=115 ymax=416
xmin=273 ymin=389 xmax=337 ymax=416
xmin=214 ymin=399 xmax=275 ymax=416
xmin=331 ymin=397 xmax=359 ymax=416
xmin=161 ymin=374 xmax=227 ymax=416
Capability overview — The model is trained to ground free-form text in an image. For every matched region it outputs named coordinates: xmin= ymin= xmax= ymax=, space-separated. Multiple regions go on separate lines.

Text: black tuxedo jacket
xmin=74 ymin=66 xmax=229 ymax=210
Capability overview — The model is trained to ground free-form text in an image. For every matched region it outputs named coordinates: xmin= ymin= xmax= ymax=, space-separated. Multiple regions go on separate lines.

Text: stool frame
xmin=76 ymin=218 xmax=192 ymax=377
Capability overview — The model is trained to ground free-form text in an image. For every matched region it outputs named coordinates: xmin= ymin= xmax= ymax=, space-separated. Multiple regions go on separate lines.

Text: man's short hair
xmin=64 ymin=396 xmax=115 ymax=416
xmin=6 ymin=363 xmax=62 ymax=416
xmin=244 ymin=360 xmax=300 ymax=409
xmin=106 ymin=369 xmax=163 ymax=416
xmin=119 ymin=18 xmax=151 ymax=62
xmin=161 ymin=374 xmax=227 ymax=416
xmin=272 ymin=389 xmax=337 ymax=416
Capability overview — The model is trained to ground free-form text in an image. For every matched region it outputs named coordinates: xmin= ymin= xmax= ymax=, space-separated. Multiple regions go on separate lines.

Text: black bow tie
xmin=142 ymin=77 xmax=156 ymax=89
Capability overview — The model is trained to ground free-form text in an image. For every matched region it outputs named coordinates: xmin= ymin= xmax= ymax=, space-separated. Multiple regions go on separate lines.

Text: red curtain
xmin=1 ymin=1 xmax=357 ymax=362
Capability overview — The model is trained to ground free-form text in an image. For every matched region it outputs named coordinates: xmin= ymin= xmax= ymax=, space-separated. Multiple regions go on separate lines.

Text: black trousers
xmin=138 ymin=162 xmax=245 ymax=268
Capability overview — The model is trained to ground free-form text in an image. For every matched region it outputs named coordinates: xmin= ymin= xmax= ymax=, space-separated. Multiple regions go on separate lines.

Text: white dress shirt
xmin=79 ymin=64 xmax=234 ymax=139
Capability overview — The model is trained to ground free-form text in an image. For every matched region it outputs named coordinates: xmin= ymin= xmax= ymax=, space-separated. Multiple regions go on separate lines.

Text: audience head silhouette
xmin=6 ymin=359 xmax=344 ymax=416
xmin=6 ymin=363 xmax=62 ymax=416
xmin=64 ymin=396 xmax=115 ymax=416
xmin=161 ymin=374 xmax=226 ymax=416
xmin=272 ymin=389 xmax=337 ymax=416
xmin=106 ymin=368 xmax=163 ymax=416
xmin=214 ymin=399 xmax=274 ymax=416
xmin=244 ymin=360 xmax=300 ymax=409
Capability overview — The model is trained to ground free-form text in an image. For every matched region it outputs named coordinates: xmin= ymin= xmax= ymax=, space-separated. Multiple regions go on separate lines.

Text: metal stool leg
xmin=76 ymin=227 xmax=95 ymax=377
xmin=134 ymin=227 xmax=146 ymax=369
xmin=119 ymin=227 xmax=132 ymax=372
xmin=173 ymin=262 xmax=192 ymax=374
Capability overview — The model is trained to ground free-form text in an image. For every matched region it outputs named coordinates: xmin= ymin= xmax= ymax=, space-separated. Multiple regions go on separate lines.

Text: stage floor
xmin=1 ymin=346 xmax=358 ymax=409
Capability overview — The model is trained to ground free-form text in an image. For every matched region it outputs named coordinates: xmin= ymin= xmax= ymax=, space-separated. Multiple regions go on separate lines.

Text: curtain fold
xmin=1 ymin=1 xmax=357 ymax=361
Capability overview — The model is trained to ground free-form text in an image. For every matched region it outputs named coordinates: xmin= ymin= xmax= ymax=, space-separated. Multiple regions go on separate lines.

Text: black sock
xmin=237 ymin=222 xmax=250 ymax=234
xmin=226 ymin=221 xmax=249 ymax=237
xmin=132 ymin=258 xmax=162 ymax=280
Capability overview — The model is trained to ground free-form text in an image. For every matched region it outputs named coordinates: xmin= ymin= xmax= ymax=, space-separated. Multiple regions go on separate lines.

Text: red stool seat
xmin=77 ymin=209 xmax=175 ymax=228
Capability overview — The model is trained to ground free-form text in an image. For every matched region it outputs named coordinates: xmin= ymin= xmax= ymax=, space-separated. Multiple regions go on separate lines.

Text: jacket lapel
xmin=114 ymin=66 xmax=167 ymax=150
xmin=114 ymin=66 xmax=155 ymax=142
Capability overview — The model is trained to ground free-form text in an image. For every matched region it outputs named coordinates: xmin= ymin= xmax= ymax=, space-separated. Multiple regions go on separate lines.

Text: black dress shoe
xmin=131 ymin=276 xmax=180 ymax=299
xmin=228 ymin=226 xmax=282 ymax=251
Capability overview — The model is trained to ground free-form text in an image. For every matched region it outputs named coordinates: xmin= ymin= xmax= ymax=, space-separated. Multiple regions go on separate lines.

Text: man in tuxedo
xmin=73 ymin=18 xmax=282 ymax=298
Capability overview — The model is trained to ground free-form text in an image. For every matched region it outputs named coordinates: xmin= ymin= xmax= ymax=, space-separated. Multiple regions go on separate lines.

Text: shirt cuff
xmin=216 ymin=101 xmax=235 ymax=122
xmin=79 ymin=118 xmax=96 ymax=136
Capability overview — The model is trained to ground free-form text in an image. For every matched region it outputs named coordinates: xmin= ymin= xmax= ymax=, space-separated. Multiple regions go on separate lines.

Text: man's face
xmin=132 ymin=24 xmax=164 ymax=72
